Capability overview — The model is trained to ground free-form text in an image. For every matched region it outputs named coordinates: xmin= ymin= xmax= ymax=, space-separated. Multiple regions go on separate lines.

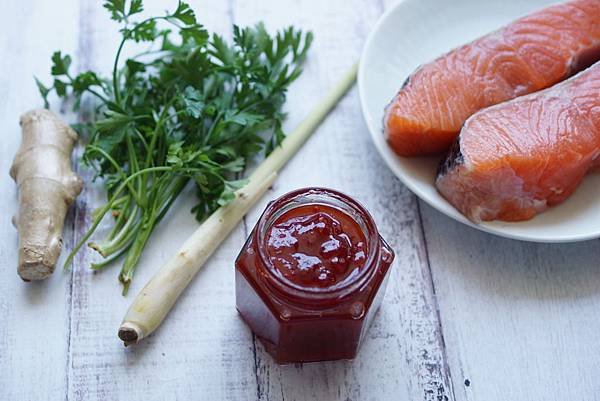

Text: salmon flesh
xmin=384 ymin=0 xmax=600 ymax=156
xmin=436 ymin=62 xmax=600 ymax=222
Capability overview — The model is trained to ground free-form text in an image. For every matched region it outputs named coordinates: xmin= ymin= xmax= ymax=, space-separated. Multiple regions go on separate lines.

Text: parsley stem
xmin=87 ymin=145 xmax=142 ymax=204
xmin=106 ymin=196 xmax=131 ymax=240
xmin=112 ymin=38 xmax=127 ymax=104
xmin=90 ymin=246 xmax=130 ymax=271
xmin=63 ymin=165 xmax=174 ymax=270
xmin=112 ymin=15 xmax=178 ymax=105
xmin=118 ymin=214 xmax=156 ymax=295
xmin=89 ymin=205 xmax=140 ymax=257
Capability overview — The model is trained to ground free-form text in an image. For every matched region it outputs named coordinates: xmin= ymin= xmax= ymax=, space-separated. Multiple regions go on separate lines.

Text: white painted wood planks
xmin=8 ymin=0 xmax=600 ymax=400
xmin=0 ymin=0 xmax=80 ymax=399
xmin=422 ymin=203 xmax=600 ymax=401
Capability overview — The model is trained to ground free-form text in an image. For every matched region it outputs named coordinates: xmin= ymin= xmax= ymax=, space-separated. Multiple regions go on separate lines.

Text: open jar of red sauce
xmin=235 ymin=188 xmax=394 ymax=364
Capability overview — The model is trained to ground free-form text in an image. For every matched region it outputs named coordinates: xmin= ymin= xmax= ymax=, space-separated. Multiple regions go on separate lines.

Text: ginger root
xmin=10 ymin=109 xmax=83 ymax=281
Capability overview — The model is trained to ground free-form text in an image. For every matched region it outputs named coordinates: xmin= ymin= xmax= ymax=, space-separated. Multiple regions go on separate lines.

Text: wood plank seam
xmin=226 ymin=0 xmax=270 ymax=397
xmin=65 ymin=1 xmax=93 ymax=400
xmin=242 ymin=214 xmax=266 ymax=399
xmin=240 ymin=190 xmax=263 ymax=399
xmin=416 ymin=199 xmax=456 ymax=401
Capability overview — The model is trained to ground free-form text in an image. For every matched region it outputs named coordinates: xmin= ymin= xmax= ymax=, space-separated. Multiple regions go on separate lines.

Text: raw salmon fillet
xmin=384 ymin=0 xmax=600 ymax=156
xmin=436 ymin=62 xmax=600 ymax=222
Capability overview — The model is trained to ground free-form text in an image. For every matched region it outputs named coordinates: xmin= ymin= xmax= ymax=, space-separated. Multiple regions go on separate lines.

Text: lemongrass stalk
xmin=118 ymin=63 xmax=358 ymax=345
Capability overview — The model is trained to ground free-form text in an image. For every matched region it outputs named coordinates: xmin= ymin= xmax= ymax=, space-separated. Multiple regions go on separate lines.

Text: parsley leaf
xmin=35 ymin=77 xmax=50 ymax=108
xmin=103 ymin=0 xmax=127 ymax=22
xmin=50 ymin=51 xmax=71 ymax=76
xmin=129 ymin=19 xmax=157 ymax=42
xmin=38 ymin=0 xmax=312 ymax=293
xmin=171 ymin=1 xmax=196 ymax=25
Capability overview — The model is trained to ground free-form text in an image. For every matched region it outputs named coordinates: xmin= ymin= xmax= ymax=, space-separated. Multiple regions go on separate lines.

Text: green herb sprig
xmin=37 ymin=0 xmax=312 ymax=294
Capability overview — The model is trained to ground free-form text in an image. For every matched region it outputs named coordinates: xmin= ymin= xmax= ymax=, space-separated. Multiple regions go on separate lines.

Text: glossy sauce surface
xmin=265 ymin=204 xmax=367 ymax=288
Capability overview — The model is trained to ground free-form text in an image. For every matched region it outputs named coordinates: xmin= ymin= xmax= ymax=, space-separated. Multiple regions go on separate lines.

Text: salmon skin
xmin=384 ymin=0 xmax=600 ymax=157
xmin=436 ymin=62 xmax=600 ymax=222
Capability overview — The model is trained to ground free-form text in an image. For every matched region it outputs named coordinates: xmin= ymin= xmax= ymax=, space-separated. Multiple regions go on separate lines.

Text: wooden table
xmin=2 ymin=1 xmax=600 ymax=400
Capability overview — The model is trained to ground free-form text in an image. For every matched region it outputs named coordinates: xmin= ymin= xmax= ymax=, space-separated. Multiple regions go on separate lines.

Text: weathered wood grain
xmin=0 ymin=1 xmax=80 ymax=399
xmin=1 ymin=1 xmax=453 ymax=400
xmin=377 ymin=0 xmax=600 ymax=397
xmin=421 ymin=204 xmax=600 ymax=401
xmin=19 ymin=1 xmax=600 ymax=400
xmin=235 ymin=0 xmax=453 ymax=400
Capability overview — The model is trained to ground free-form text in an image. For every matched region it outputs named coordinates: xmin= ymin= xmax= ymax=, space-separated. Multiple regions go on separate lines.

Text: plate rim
xmin=357 ymin=0 xmax=600 ymax=243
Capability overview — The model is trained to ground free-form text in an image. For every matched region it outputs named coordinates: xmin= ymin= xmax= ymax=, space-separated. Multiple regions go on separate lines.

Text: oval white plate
xmin=358 ymin=0 xmax=600 ymax=243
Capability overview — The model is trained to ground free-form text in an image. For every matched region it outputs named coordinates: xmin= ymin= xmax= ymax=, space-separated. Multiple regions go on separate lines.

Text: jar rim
xmin=254 ymin=187 xmax=381 ymax=305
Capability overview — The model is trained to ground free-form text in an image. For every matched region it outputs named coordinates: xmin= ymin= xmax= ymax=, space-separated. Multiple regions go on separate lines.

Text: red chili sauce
xmin=265 ymin=204 xmax=367 ymax=289
xmin=235 ymin=188 xmax=394 ymax=364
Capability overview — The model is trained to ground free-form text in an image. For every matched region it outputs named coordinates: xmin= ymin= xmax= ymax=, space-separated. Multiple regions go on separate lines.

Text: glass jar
xmin=235 ymin=188 xmax=394 ymax=364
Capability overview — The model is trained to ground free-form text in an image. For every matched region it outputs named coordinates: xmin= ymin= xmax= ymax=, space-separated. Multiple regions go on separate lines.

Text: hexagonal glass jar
xmin=235 ymin=188 xmax=394 ymax=364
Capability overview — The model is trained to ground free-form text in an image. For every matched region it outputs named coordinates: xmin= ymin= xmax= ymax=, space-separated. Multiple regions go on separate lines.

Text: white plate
xmin=358 ymin=0 xmax=600 ymax=243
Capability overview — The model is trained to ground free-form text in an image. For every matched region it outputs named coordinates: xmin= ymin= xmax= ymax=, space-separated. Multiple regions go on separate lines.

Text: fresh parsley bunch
xmin=37 ymin=0 xmax=312 ymax=294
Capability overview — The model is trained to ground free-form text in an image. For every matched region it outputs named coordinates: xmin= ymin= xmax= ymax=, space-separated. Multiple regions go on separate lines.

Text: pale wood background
xmin=2 ymin=1 xmax=600 ymax=400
